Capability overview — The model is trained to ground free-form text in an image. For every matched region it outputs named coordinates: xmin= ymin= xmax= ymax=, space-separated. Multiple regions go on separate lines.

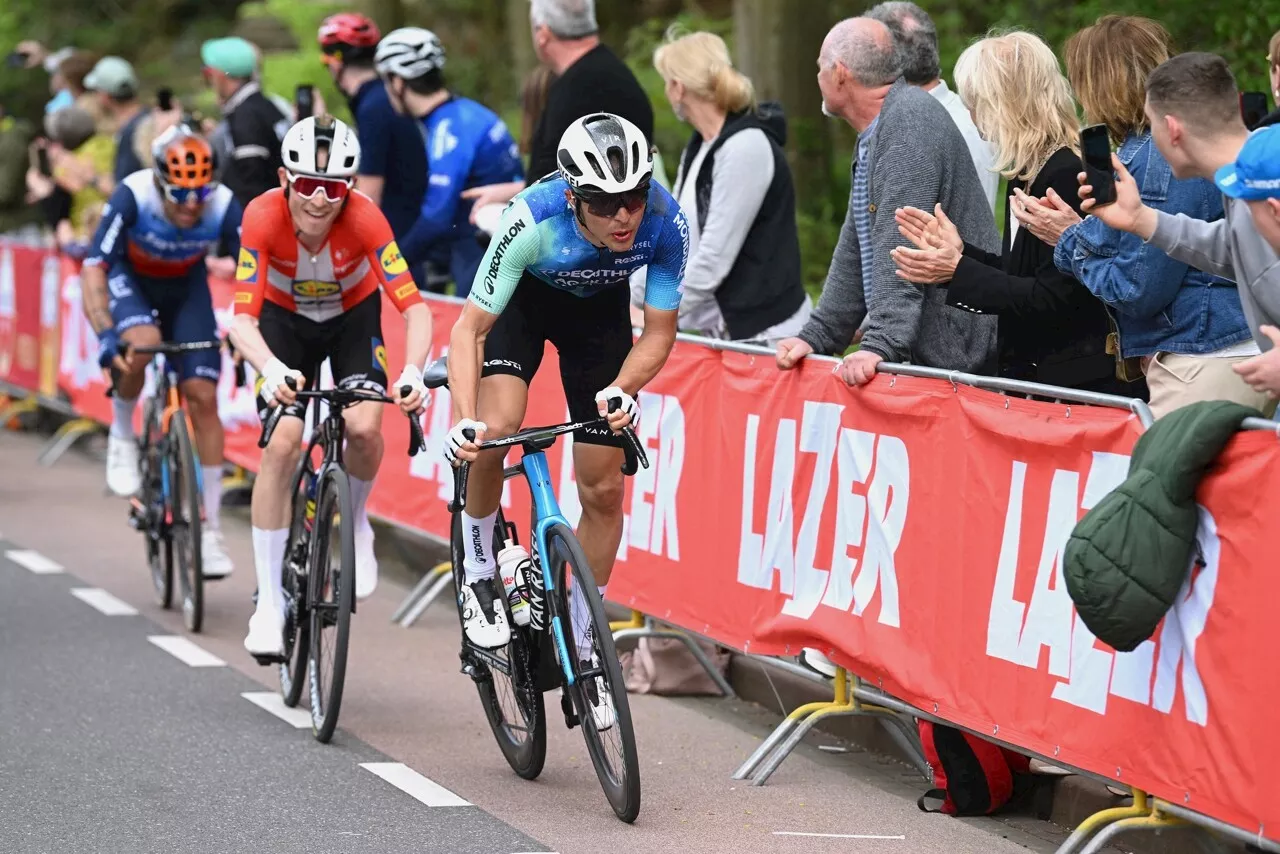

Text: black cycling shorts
xmin=255 ymin=293 xmax=387 ymax=423
xmin=481 ymin=273 xmax=632 ymax=447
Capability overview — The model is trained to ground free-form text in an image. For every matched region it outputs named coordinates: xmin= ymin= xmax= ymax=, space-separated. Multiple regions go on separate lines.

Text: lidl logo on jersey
xmin=235 ymin=247 xmax=259 ymax=283
xmin=378 ymin=241 xmax=409 ymax=277
xmin=293 ymin=280 xmax=340 ymax=298
xmin=372 ymin=337 xmax=388 ymax=375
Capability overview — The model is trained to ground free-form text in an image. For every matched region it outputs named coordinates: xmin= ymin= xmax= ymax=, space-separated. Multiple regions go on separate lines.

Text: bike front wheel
xmin=307 ymin=466 xmax=355 ymax=743
xmin=547 ymin=522 xmax=641 ymax=823
xmin=139 ymin=400 xmax=171 ymax=609
xmin=168 ymin=415 xmax=203 ymax=633
xmin=279 ymin=453 xmax=314 ymax=708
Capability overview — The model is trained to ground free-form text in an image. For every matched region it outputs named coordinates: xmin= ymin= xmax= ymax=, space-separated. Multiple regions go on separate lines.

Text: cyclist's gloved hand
xmin=595 ymin=386 xmax=639 ymax=433
xmin=444 ymin=418 xmax=486 ymax=466
xmin=96 ymin=327 xmax=119 ymax=369
xmin=394 ymin=364 xmax=429 ymax=414
xmin=260 ymin=357 xmax=303 ymax=408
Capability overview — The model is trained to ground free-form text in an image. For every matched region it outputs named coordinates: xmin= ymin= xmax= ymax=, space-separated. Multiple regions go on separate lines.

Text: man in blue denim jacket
xmin=1068 ymin=53 xmax=1278 ymax=414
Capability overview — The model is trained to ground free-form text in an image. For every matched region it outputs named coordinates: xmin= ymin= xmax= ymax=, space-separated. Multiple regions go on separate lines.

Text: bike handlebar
xmin=105 ymin=339 xmax=225 ymax=397
xmin=257 ymin=376 xmax=429 ymax=454
xmin=454 ymin=399 xmax=648 ymax=511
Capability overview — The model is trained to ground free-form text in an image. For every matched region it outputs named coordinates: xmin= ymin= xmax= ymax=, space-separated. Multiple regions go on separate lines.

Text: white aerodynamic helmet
xmin=281 ymin=115 xmax=361 ymax=178
xmin=374 ymin=27 xmax=446 ymax=80
xmin=557 ymin=113 xmax=653 ymax=195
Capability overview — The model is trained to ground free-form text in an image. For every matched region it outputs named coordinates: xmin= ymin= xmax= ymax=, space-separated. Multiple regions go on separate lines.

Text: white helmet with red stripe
xmin=281 ymin=115 xmax=361 ymax=179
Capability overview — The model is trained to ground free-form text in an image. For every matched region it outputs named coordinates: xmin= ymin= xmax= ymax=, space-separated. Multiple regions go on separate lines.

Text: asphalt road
xmin=0 ymin=430 xmax=1076 ymax=854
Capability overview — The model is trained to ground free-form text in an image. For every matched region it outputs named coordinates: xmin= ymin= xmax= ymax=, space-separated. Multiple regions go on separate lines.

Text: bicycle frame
xmin=150 ymin=354 xmax=205 ymax=510
xmin=519 ymin=448 xmax=579 ymax=688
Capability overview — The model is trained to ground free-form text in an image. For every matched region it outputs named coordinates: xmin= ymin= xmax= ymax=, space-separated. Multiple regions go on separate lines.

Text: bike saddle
xmin=423 ymin=355 xmax=449 ymax=389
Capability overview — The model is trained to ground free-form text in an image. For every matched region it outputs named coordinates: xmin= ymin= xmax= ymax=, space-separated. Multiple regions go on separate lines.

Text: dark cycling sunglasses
xmin=575 ymin=180 xmax=650 ymax=218
xmin=161 ymin=182 xmax=217 ymax=205
xmin=288 ymin=172 xmax=352 ymax=203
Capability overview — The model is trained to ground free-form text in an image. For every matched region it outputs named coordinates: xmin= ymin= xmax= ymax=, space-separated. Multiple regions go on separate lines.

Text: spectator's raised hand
xmin=1079 ymin=153 xmax=1154 ymax=237
xmin=462 ymin=181 xmax=525 ymax=224
xmin=1011 ymin=186 xmax=1080 ymax=247
xmin=1232 ymin=326 xmax=1280 ymax=397
xmin=775 ymin=336 xmax=813 ymax=370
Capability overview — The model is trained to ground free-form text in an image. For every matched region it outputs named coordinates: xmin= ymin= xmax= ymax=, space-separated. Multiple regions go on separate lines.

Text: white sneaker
xmin=354 ymin=524 xmax=377 ymax=600
xmin=799 ymin=647 xmax=838 ymax=679
xmin=106 ymin=433 xmax=141 ymax=497
xmin=243 ymin=607 xmax=285 ymax=658
xmin=459 ymin=578 xmax=511 ymax=649
xmin=201 ymin=528 xmax=233 ymax=579
xmin=581 ymin=658 xmax=616 ymax=731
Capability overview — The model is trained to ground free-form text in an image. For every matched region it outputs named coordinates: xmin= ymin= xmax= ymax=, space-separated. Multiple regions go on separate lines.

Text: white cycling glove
xmin=595 ymin=386 xmax=639 ymax=430
xmin=394 ymin=363 xmax=429 ymax=409
xmin=260 ymin=357 xmax=302 ymax=406
xmin=444 ymin=418 xmax=487 ymax=465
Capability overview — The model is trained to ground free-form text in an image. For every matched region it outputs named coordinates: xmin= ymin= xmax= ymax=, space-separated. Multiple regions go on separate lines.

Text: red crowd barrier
xmin=8 ymin=239 xmax=1280 ymax=844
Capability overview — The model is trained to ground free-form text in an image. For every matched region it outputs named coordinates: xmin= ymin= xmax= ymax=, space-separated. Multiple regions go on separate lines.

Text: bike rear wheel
xmin=168 ymin=415 xmax=203 ymax=633
xmin=450 ymin=511 xmax=546 ymax=780
xmin=547 ymin=522 xmax=641 ymax=822
xmin=279 ymin=453 xmax=314 ymax=708
xmin=307 ymin=466 xmax=355 ymax=743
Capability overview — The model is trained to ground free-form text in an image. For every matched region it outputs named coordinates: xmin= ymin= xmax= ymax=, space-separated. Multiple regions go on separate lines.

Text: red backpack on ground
xmin=916 ymin=720 xmax=1032 ymax=816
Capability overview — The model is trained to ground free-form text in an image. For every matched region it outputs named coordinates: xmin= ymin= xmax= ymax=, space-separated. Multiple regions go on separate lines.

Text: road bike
xmin=421 ymin=356 xmax=647 ymax=822
xmin=257 ymin=377 xmax=425 ymax=743
xmin=119 ymin=339 xmax=224 ymax=633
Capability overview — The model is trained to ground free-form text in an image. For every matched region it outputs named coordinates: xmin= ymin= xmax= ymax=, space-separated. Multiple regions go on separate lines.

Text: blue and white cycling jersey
xmin=399 ymin=95 xmax=524 ymax=281
xmin=468 ymin=174 xmax=689 ymax=316
xmin=85 ymin=171 xmax=242 ymax=280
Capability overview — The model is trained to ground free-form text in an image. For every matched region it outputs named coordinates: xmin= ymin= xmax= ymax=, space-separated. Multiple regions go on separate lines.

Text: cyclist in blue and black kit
xmin=80 ymin=124 xmax=242 ymax=578
xmin=374 ymin=27 xmax=524 ymax=297
xmin=445 ymin=113 xmax=688 ymax=730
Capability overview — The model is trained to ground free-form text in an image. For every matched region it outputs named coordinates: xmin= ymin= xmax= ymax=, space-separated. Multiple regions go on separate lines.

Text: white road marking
xmin=359 ymin=762 xmax=472 ymax=807
xmin=71 ymin=588 xmax=138 ymax=616
xmin=241 ymin=692 xmax=312 ymax=728
xmin=5 ymin=549 xmax=64 ymax=574
xmin=773 ymin=832 xmax=906 ymax=840
xmin=147 ymin=635 xmax=226 ymax=668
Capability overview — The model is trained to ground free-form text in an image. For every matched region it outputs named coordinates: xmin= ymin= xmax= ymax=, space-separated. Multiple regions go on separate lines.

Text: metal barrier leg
xmin=731 ymin=698 xmax=835 ymax=780
xmin=1076 ymin=808 xmax=1191 ymax=854
xmin=1055 ymin=790 xmax=1151 ymax=854
xmin=0 ymin=396 xmax=39 ymax=427
xmin=609 ymin=609 xmax=645 ymax=633
xmin=612 ymin=624 xmax=736 ymax=698
xmin=394 ymin=562 xmax=454 ymax=628
xmin=874 ymin=713 xmax=931 ymax=780
xmin=37 ymin=418 xmax=103 ymax=466
xmin=222 ymin=465 xmax=252 ymax=492
xmin=732 ymin=668 xmax=851 ymax=784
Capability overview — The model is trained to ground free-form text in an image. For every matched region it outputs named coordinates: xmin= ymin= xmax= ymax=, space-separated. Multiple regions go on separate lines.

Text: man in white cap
xmin=85 ymin=55 xmax=148 ymax=182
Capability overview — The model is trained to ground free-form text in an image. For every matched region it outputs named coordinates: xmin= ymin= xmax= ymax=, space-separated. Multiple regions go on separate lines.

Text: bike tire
xmin=307 ymin=466 xmax=355 ymax=743
xmin=139 ymin=400 xmax=171 ymax=609
xmin=168 ymin=416 xmax=204 ymax=634
xmin=279 ymin=453 xmax=314 ymax=708
xmin=450 ymin=510 xmax=546 ymax=780
xmin=547 ymin=522 xmax=641 ymax=823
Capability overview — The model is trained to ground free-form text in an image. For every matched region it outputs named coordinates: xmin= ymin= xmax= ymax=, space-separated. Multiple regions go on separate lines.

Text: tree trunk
xmin=733 ymin=0 xmax=835 ymax=210
xmin=506 ymin=0 xmax=536 ymax=88
xmin=364 ymin=0 xmax=406 ymax=32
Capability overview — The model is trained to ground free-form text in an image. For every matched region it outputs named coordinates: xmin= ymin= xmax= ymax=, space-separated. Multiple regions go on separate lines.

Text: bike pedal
xmin=250 ymin=652 xmax=286 ymax=666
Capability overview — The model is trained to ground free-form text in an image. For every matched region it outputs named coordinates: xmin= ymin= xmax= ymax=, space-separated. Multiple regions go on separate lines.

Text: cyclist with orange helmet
xmin=82 ymin=124 xmax=244 ymax=578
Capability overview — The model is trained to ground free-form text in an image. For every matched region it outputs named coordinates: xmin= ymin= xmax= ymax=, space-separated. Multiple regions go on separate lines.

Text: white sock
xmin=461 ymin=509 xmax=498 ymax=583
xmin=201 ymin=466 xmax=223 ymax=530
xmin=111 ymin=395 xmax=137 ymax=440
xmin=349 ymin=475 xmax=373 ymax=531
xmin=570 ymin=580 xmax=602 ymax=661
xmin=251 ymin=527 xmax=288 ymax=618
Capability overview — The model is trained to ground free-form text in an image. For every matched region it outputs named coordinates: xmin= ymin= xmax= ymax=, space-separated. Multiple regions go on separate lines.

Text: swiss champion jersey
xmin=232 ymin=188 xmax=423 ymax=323
xmin=86 ymin=171 xmax=243 ymax=279
xmin=469 ymin=176 xmax=689 ymax=316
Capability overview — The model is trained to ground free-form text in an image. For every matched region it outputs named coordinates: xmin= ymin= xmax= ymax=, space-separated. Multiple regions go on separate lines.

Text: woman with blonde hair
xmin=644 ymin=29 xmax=809 ymax=346
xmin=891 ymin=30 xmax=1120 ymax=391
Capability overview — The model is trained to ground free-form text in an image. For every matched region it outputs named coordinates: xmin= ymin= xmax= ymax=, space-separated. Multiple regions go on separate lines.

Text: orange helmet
xmin=152 ymin=125 xmax=216 ymax=189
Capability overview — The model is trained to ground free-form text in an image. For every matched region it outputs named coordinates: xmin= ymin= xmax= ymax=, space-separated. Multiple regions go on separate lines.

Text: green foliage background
xmin=2 ymin=0 xmax=1278 ymax=296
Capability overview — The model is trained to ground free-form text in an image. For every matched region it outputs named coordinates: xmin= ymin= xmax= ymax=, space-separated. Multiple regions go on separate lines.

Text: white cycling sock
xmin=111 ymin=395 xmax=137 ymax=440
xmin=570 ymin=580 xmax=604 ymax=661
xmin=252 ymin=527 xmax=288 ymax=617
xmin=461 ymin=509 xmax=498 ymax=583
xmin=348 ymin=475 xmax=373 ymax=531
xmin=201 ymin=466 xmax=223 ymax=530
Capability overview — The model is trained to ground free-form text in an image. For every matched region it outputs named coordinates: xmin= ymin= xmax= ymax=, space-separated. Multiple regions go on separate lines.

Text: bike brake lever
xmin=400 ymin=384 xmax=427 ymax=457
xmin=607 ymin=398 xmax=649 ymax=473
xmin=258 ymin=404 xmax=284 ymax=449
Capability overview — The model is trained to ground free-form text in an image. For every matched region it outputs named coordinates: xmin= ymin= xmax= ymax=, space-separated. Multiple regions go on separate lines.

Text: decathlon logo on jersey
xmin=236 ymin=248 xmax=259 ymax=283
xmin=378 ymin=241 xmax=409 ymax=277
xmin=483 ymin=217 xmax=528 ymax=295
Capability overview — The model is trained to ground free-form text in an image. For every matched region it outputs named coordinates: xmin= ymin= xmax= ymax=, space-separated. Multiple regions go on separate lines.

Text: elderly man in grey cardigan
xmin=777 ymin=17 xmax=1000 ymax=385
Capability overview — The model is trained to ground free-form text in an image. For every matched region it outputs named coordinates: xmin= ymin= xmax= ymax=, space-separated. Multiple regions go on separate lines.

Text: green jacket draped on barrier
xmin=1063 ymin=400 xmax=1259 ymax=651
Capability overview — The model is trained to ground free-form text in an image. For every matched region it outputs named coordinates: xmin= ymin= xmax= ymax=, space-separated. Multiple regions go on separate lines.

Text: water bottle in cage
xmin=497 ymin=538 xmax=532 ymax=627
